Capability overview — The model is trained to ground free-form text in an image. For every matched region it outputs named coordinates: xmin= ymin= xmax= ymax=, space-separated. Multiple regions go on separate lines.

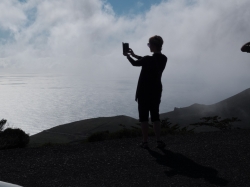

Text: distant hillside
xmin=160 ymin=88 xmax=250 ymax=131
xmin=30 ymin=88 xmax=250 ymax=145
xmin=30 ymin=115 xmax=138 ymax=146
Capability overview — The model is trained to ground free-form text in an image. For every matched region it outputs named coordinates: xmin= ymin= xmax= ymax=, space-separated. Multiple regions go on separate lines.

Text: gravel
xmin=0 ymin=129 xmax=250 ymax=187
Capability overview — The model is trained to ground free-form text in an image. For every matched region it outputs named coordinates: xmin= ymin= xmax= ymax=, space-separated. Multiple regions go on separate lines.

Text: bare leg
xmin=153 ymin=121 xmax=161 ymax=141
xmin=141 ymin=122 xmax=149 ymax=142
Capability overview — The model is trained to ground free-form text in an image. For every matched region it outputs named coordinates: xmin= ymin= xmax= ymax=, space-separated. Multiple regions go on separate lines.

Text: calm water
xmin=0 ymin=74 xmax=236 ymax=135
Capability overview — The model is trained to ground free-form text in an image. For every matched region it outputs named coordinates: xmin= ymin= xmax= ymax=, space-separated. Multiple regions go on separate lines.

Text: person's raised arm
xmin=126 ymin=54 xmax=149 ymax=67
xmin=128 ymin=48 xmax=142 ymax=60
xmin=123 ymin=47 xmax=147 ymax=66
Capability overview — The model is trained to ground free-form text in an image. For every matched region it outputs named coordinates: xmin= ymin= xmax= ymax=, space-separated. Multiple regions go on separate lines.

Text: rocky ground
xmin=0 ymin=129 xmax=250 ymax=187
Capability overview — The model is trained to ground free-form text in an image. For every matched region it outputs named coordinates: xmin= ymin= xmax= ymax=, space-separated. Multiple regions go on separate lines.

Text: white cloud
xmin=0 ymin=0 xmax=250 ymax=94
xmin=0 ymin=0 xmax=27 ymax=32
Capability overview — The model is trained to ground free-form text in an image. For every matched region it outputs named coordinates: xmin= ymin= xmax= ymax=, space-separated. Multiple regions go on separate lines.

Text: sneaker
xmin=139 ymin=142 xmax=149 ymax=149
xmin=156 ymin=140 xmax=166 ymax=149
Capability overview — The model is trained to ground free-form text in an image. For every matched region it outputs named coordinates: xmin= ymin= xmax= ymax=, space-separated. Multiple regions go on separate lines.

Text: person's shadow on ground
xmin=147 ymin=148 xmax=229 ymax=186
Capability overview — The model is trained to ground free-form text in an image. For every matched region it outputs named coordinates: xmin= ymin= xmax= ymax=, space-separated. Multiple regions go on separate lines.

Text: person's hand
xmin=128 ymin=48 xmax=135 ymax=56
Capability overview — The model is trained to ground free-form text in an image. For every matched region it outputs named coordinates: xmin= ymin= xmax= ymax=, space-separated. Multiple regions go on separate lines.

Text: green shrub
xmin=160 ymin=119 xmax=195 ymax=134
xmin=190 ymin=116 xmax=241 ymax=130
xmin=0 ymin=128 xmax=30 ymax=149
xmin=85 ymin=118 xmax=194 ymax=143
xmin=0 ymin=119 xmax=7 ymax=131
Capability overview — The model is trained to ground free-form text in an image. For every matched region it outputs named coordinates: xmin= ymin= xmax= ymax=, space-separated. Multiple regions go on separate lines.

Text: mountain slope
xmin=160 ymin=88 xmax=250 ymax=131
xmin=29 ymin=115 xmax=138 ymax=145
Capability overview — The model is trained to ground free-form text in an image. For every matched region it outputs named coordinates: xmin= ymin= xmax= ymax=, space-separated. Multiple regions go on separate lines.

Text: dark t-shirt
xmin=127 ymin=53 xmax=167 ymax=101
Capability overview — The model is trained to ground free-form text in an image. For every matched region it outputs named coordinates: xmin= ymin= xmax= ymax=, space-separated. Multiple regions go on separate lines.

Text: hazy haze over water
xmin=1 ymin=73 xmax=249 ymax=135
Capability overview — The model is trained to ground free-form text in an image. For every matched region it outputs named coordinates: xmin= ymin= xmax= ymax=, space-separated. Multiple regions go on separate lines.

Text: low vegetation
xmin=85 ymin=118 xmax=195 ymax=143
xmin=0 ymin=119 xmax=30 ymax=150
xmin=0 ymin=116 xmax=241 ymax=148
xmin=85 ymin=116 xmax=241 ymax=143
xmin=0 ymin=119 xmax=7 ymax=131
xmin=190 ymin=116 xmax=241 ymax=130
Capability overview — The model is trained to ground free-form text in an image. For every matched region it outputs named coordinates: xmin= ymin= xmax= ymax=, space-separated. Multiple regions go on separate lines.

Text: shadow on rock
xmin=147 ymin=148 xmax=228 ymax=186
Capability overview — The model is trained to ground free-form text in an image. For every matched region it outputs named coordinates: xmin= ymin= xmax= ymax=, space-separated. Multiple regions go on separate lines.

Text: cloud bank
xmin=0 ymin=0 xmax=250 ymax=89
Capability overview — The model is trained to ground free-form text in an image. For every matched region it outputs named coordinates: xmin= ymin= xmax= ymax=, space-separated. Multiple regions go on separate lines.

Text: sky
xmin=0 ymin=0 xmax=250 ymax=103
xmin=107 ymin=0 xmax=163 ymax=15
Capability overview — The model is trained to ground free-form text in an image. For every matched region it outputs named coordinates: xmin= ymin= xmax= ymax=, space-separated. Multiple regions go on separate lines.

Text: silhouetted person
xmin=124 ymin=35 xmax=167 ymax=148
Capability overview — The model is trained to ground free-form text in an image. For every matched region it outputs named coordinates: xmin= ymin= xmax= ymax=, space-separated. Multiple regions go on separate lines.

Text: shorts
xmin=137 ymin=94 xmax=161 ymax=122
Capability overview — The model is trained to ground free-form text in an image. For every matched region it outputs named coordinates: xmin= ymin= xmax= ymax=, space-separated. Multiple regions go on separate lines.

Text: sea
xmin=0 ymin=74 xmax=240 ymax=135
